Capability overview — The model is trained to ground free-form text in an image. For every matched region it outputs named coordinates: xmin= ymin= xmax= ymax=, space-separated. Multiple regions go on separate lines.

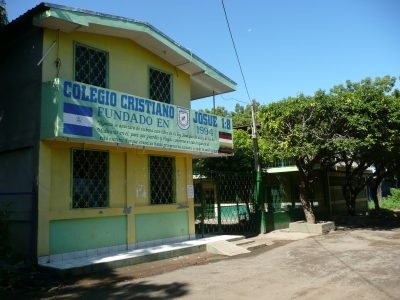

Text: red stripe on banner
xmin=219 ymin=132 xmax=232 ymax=140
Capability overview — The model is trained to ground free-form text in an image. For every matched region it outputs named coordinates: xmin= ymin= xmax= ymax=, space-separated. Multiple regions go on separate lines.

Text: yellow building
xmin=0 ymin=3 xmax=236 ymax=263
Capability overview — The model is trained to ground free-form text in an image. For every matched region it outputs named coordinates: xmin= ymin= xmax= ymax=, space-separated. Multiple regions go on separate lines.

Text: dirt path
xmin=4 ymin=228 xmax=400 ymax=299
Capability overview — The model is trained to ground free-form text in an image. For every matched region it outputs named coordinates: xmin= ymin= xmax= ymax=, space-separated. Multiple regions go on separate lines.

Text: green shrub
xmin=369 ymin=188 xmax=400 ymax=210
xmin=368 ymin=201 xmax=375 ymax=210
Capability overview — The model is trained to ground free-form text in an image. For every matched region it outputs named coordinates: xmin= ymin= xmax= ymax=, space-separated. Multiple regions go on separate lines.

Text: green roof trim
xmin=32 ymin=9 xmax=51 ymax=24
xmin=32 ymin=3 xmax=237 ymax=91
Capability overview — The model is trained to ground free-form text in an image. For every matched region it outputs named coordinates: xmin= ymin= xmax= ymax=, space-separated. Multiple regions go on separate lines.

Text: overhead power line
xmin=221 ymin=0 xmax=252 ymax=103
xmin=219 ymin=94 xmax=248 ymax=105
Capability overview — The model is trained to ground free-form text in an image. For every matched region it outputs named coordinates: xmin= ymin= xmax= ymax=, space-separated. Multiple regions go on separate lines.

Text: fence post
xmin=251 ymin=100 xmax=266 ymax=234
xmin=200 ymin=176 xmax=205 ymax=237
xmin=254 ymin=171 xmax=265 ymax=234
xmin=216 ymin=175 xmax=222 ymax=234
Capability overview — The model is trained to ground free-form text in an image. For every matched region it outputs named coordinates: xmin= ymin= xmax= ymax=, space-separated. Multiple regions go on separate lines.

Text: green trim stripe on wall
xmin=49 ymin=216 xmax=127 ymax=254
xmin=135 ymin=211 xmax=188 ymax=243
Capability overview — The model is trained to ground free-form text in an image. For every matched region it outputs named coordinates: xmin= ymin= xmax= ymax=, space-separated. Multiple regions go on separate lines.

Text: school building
xmin=0 ymin=3 xmax=236 ymax=263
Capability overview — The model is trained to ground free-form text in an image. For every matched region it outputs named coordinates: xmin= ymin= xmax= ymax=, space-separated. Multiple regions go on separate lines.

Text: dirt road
xmin=6 ymin=227 xmax=400 ymax=299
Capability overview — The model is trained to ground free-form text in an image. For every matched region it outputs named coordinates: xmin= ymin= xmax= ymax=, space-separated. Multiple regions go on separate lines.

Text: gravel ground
xmin=3 ymin=225 xmax=400 ymax=300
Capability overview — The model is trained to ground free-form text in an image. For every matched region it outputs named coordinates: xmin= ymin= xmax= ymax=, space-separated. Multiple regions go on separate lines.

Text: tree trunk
xmin=395 ymin=174 xmax=400 ymax=189
xmin=377 ymin=181 xmax=382 ymax=202
xmin=299 ymin=181 xmax=315 ymax=224
xmin=348 ymin=196 xmax=357 ymax=216
xmin=370 ymin=183 xmax=381 ymax=211
xmin=342 ymin=163 xmax=372 ymax=216
xmin=370 ymin=178 xmax=380 ymax=211
xmin=295 ymin=158 xmax=317 ymax=224
xmin=342 ymin=183 xmax=356 ymax=216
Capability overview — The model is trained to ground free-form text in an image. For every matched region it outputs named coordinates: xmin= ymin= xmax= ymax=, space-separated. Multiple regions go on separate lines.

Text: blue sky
xmin=7 ymin=0 xmax=400 ymax=112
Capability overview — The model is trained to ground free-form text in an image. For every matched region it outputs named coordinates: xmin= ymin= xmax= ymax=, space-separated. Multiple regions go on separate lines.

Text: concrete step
xmin=207 ymin=240 xmax=250 ymax=256
xmin=234 ymin=239 xmax=255 ymax=246
xmin=233 ymin=239 xmax=268 ymax=251
xmin=243 ymin=243 xmax=267 ymax=251
xmin=225 ymin=236 xmax=247 ymax=243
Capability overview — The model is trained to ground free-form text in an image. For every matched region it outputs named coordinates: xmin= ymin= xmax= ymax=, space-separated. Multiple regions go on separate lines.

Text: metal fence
xmin=193 ymin=171 xmax=258 ymax=236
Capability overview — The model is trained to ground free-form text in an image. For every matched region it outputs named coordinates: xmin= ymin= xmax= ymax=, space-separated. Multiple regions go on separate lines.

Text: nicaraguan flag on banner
xmin=63 ymin=102 xmax=93 ymax=137
xmin=219 ymin=131 xmax=233 ymax=147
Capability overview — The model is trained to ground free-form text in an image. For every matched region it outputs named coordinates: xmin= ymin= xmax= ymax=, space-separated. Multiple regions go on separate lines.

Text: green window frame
xmin=149 ymin=155 xmax=176 ymax=205
xmin=149 ymin=67 xmax=173 ymax=104
xmin=74 ymin=42 xmax=109 ymax=88
xmin=71 ymin=148 xmax=110 ymax=209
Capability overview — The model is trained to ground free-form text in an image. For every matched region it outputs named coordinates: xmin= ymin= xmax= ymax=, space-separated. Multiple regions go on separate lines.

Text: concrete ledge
xmin=333 ymin=215 xmax=367 ymax=226
xmin=368 ymin=210 xmax=395 ymax=219
xmin=289 ymin=221 xmax=335 ymax=234
xmin=58 ymin=245 xmax=207 ymax=277
xmin=38 ymin=235 xmax=244 ymax=277
xmin=334 ymin=210 xmax=399 ymax=226
xmin=43 ymin=234 xmax=196 ymax=264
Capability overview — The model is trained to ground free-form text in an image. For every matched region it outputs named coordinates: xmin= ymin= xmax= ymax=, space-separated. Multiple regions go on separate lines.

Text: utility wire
xmin=219 ymin=94 xmax=248 ymax=105
xmin=222 ymin=0 xmax=252 ymax=103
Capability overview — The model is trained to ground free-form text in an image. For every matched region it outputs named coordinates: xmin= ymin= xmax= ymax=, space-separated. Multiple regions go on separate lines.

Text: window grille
xmin=72 ymin=149 xmax=109 ymax=209
xmin=149 ymin=68 xmax=172 ymax=104
xmin=150 ymin=156 xmax=175 ymax=204
xmin=75 ymin=43 xmax=108 ymax=88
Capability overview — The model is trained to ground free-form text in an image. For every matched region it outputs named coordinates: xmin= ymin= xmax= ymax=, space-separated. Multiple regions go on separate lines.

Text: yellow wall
xmin=41 ymin=28 xmax=191 ymax=108
xmin=38 ymin=140 xmax=194 ymax=256
xmin=38 ymin=28 xmax=195 ymax=256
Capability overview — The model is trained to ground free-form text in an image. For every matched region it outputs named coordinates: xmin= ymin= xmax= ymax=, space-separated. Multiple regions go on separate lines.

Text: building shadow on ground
xmin=3 ymin=267 xmax=191 ymax=299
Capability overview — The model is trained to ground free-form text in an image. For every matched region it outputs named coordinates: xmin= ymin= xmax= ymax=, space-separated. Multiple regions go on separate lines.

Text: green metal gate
xmin=194 ymin=171 xmax=257 ymax=236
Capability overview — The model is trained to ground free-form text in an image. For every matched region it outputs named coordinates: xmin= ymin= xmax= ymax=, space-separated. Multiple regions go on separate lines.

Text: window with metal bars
xmin=74 ymin=43 xmax=108 ymax=88
xmin=149 ymin=68 xmax=172 ymax=104
xmin=71 ymin=149 xmax=109 ymax=209
xmin=150 ymin=156 xmax=175 ymax=204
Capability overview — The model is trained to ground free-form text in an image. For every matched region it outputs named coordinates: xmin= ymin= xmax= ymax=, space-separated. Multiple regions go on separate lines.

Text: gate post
xmin=251 ymin=100 xmax=266 ymax=234
xmin=216 ymin=175 xmax=222 ymax=234
xmin=200 ymin=178 xmax=205 ymax=237
xmin=255 ymin=171 xmax=266 ymax=234
xmin=256 ymin=172 xmax=267 ymax=233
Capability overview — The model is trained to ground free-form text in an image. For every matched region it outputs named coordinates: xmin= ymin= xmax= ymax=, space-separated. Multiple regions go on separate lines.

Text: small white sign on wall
xmin=187 ymin=185 xmax=194 ymax=198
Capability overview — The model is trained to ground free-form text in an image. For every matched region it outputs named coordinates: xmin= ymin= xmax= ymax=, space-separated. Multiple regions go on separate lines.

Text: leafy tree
xmin=195 ymin=101 xmax=270 ymax=172
xmin=198 ymin=102 xmax=261 ymax=127
xmin=0 ymin=0 xmax=8 ymax=28
xmin=196 ymin=76 xmax=400 ymax=221
xmin=198 ymin=106 xmax=229 ymax=117
xmin=228 ymin=101 xmax=260 ymax=126
xmin=392 ymin=88 xmax=400 ymax=99
xmin=369 ymin=155 xmax=400 ymax=211
xmin=330 ymin=76 xmax=400 ymax=216
xmin=194 ymin=129 xmax=271 ymax=172
xmin=259 ymin=91 xmax=337 ymax=224
xmin=373 ymin=88 xmax=400 ymax=206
